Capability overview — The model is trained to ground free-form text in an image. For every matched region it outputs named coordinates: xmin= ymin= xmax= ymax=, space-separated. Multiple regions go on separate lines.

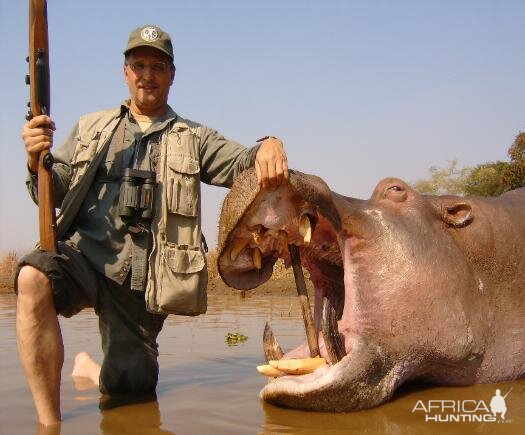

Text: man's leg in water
xmin=15 ymin=243 xmax=98 ymax=425
xmin=16 ymin=266 xmax=63 ymax=425
xmin=96 ymin=278 xmax=166 ymax=396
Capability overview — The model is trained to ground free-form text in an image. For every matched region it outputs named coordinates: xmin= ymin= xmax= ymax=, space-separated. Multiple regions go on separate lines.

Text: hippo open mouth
xmin=217 ymin=168 xmax=396 ymax=411
xmin=222 ymin=190 xmax=348 ymax=356
xmin=217 ymin=168 xmax=525 ymax=412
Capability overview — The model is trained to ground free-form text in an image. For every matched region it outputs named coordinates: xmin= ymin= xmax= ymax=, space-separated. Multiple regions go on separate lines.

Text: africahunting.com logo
xmin=412 ymin=388 xmax=513 ymax=423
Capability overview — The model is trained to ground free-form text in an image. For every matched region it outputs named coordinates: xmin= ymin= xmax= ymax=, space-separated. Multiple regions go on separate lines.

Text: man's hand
xmin=255 ymin=136 xmax=289 ymax=190
xmin=22 ymin=115 xmax=55 ymax=173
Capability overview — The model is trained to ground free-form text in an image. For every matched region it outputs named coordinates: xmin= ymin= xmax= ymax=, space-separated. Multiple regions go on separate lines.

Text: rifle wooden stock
xmin=28 ymin=0 xmax=57 ymax=252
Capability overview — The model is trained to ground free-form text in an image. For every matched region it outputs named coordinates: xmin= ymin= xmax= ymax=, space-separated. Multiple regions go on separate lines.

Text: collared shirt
xmin=68 ymin=104 xmax=176 ymax=284
xmin=25 ymin=102 xmax=261 ymax=288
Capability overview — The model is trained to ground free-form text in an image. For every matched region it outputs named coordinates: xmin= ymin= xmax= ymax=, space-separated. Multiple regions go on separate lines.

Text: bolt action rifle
xmin=26 ymin=0 xmax=57 ymax=252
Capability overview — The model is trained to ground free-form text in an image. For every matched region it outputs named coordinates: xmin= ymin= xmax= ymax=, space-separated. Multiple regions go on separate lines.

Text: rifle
xmin=503 ymin=387 xmax=513 ymax=399
xmin=26 ymin=0 xmax=57 ymax=252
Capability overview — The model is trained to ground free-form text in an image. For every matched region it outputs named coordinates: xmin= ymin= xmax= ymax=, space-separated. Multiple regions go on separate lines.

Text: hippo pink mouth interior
xmin=218 ymin=183 xmax=354 ymax=385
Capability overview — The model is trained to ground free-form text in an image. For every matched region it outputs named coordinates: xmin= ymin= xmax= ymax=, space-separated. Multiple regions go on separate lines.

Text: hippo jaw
xmin=260 ymin=337 xmax=400 ymax=412
xmin=218 ymin=169 xmax=525 ymax=412
xmin=217 ymin=169 xmax=406 ymax=411
xmin=219 ymin=206 xmax=402 ymax=411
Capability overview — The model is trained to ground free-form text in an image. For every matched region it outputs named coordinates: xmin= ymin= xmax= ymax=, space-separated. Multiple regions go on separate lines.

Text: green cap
xmin=124 ymin=25 xmax=174 ymax=60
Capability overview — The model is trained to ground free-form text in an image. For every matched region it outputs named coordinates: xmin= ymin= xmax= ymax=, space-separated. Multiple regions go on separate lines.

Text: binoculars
xmin=118 ymin=168 xmax=155 ymax=227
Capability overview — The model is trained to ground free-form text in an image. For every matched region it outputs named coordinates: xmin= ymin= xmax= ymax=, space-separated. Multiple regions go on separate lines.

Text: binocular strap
xmin=130 ymin=229 xmax=150 ymax=291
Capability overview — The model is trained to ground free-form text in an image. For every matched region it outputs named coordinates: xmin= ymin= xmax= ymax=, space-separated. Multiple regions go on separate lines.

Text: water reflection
xmin=100 ymin=398 xmax=174 ymax=435
xmin=260 ymin=380 xmax=525 ymax=435
xmin=33 ymin=397 xmax=174 ymax=435
xmin=1 ymin=292 xmax=524 ymax=435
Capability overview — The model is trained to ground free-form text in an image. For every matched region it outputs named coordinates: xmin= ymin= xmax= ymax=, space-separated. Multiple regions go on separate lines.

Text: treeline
xmin=413 ymin=132 xmax=525 ymax=196
xmin=0 ymin=252 xmax=18 ymax=290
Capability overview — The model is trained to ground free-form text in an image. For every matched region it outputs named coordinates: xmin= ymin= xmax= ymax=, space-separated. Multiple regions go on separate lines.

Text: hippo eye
xmin=384 ymin=185 xmax=407 ymax=202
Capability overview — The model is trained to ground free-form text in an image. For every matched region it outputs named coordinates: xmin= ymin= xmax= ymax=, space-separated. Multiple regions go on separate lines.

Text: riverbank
xmin=0 ymin=252 xmax=17 ymax=292
xmin=0 ymin=251 xmax=311 ymax=296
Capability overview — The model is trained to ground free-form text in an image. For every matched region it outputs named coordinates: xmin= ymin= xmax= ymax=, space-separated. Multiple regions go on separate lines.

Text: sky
xmin=1 ymin=0 xmax=524 ymax=254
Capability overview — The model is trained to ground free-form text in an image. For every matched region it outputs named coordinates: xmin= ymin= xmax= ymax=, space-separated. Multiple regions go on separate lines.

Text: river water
xmin=1 ymin=291 xmax=523 ymax=435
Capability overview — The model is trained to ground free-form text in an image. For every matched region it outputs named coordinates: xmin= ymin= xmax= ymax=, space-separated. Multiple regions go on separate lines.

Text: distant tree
xmin=414 ymin=131 xmax=525 ymax=197
xmin=0 ymin=251 xmax=18 ymax=290
xmin=412 ymin=159 xmax=470 ymax=195
xmin=414 ymin=160 xmax=509 ymax=197
xmin=463 ymin=161 xmax=509 ymax=196
xmin=508 ymin=131 xmax=525 ymax=161
xmin=502 ymin=132 xmax=525 ymax=190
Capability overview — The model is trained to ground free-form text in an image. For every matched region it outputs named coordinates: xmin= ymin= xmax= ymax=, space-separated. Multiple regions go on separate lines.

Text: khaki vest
xmin=60 ymin=108 xmax=207 ymax=316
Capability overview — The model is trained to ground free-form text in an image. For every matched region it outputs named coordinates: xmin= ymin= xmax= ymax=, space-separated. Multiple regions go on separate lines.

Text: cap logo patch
xmin=141 ymin=27 xmax=159 ymax=42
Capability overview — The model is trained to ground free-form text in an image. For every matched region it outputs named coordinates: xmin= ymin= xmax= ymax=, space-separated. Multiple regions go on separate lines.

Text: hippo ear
xmin=442 ymin=203 xmax=473 ymax=227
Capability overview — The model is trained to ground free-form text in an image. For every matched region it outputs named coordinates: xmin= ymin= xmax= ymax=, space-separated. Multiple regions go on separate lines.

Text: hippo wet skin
xmin=217 ymin=168 xmax=525 ymax=412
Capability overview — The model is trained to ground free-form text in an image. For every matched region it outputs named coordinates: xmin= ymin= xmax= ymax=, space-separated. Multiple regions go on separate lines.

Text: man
xmin=18 ymin=24 xmax=288 ymax=426
xmin=490 ymin=389 xmax=508 ymax=419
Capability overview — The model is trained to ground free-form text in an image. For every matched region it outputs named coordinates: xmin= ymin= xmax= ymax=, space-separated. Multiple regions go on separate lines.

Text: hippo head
xmin=217 ymin=168 xmax=524 ymax=412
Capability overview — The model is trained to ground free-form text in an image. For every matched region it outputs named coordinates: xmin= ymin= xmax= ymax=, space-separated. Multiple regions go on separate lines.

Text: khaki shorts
xmin=15 ymin=241 xmax=166 ymax=396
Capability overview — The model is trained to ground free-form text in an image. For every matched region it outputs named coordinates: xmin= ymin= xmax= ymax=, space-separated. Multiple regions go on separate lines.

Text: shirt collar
xmin=120 ymin=99 xmax=178 ymax=123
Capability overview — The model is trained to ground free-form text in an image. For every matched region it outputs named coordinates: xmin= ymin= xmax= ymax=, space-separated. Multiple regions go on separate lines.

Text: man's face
xmin=124 ymin=46 xmax=175 ymax=116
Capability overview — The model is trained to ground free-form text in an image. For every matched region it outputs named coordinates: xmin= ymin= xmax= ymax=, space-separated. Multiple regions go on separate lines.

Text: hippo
xmin=217 ymin=168 xmax=525 ymax=412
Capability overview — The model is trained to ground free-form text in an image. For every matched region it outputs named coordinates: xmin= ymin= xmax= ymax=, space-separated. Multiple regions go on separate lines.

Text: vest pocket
xmin=164 ymin=244 xmax=205 ymax=272
xmin=70 ymin=145 xmax=97 ymax=187
xmin=166 ymin=153 xmax=200 ymax=216
xmin=147 ymin=243 xmax=208 ymax=316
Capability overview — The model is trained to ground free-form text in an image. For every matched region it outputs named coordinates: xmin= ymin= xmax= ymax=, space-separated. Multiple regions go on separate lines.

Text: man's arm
xmin=199 ymin=127 xmax=288 ymax=189
xmin=199 ymin=127 xmax=259 ymax=188
xmin=23 ymin=115 xmax=76 ymax=207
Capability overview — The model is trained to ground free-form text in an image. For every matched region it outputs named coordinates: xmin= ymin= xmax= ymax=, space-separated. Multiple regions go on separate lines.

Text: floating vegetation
xmin=226 ymin=332 xmax=248 ymax=346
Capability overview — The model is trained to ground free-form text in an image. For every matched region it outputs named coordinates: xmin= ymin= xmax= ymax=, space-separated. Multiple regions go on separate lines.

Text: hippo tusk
xmin=299 ymin=215 xmax=312 ymax=245
xmin=288 ymin=244 xmax=320 ymax=358
xmin=257 ymin=364 xmax=284 ymax=377
xmin=321 ymin=297 xmax=347 ymax=364
xmin=263 ymin=322 xmax=285 ymax=363
xmin=269 ymin=357 xmax=326 ymax=375
xmin=253 ymin=247 xmax=262 ymax=269
xmin=230 ymin=238 xmax=248 ymax=262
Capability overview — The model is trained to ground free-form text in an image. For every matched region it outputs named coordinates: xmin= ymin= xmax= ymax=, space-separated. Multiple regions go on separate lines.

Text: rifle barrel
xmin=28 ymin=0 xmax=57 ymax=252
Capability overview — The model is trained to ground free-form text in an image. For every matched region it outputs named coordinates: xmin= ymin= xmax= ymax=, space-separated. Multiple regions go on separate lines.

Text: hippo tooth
xmin=289 ymin=243 xmax=320 ymax=358
xmin=252 ymin=225 xmax=264 ymax=245
xmin=263 ymin=321 xmax=285 ymax=363
xmin=269 ymin=357 xmax=326 ymax=375
xmin=299 ymin=215 xmax=312 ymax=245
xmin=257 ymin=364 xmax=284 ymax=377
xmin=230 ymin=238 xmax=249 ymax=262
xmin=321 ymin=297 xmax=347 ymax=364
xmin=253 ymin=247 xmax=262 ymax=269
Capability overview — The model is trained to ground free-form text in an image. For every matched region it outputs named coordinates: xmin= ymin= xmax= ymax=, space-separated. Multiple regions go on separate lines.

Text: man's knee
xmin=17 ymin=265 xmax=53 ymax=303
xmin=100 ymin=349 xmax=159 ymax=395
